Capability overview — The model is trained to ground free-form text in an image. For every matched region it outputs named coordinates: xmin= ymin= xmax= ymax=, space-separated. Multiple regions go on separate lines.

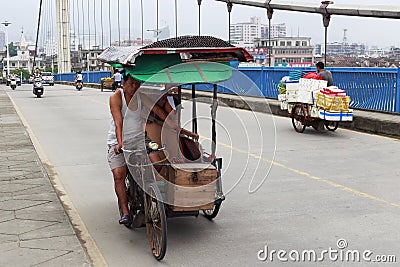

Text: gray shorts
xmin=107 ymin=145 xmax=126 ymax=170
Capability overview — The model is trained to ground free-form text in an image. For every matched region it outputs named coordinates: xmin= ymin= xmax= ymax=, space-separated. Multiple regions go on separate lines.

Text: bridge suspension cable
xmin=108 ymin=0 xmax=112 ymax=46
xmin=76 ymin=0 xmax=80 ymax=48
xmin=141 ymin=0 xmax=144 ymax=46
xmin=81 ymin=0 xmax=85 ymax=49
xmin=118 ymin=0 xmax=121 ymax=46
xmin=128 ymin=0 xmax=131 ymax=43
xmin=33 ymin=0 xmax=43 ymax=74
xmin=175 ymin=0 xmax=178 ymax=37
xmin=87 ymin=0 xmax=91 ymax=50
xmin=94 ymin=0 xmax=97 ymax=49
xmin=72 ymin=0 xmax=76 ymax=50
xmin=101 ymin=0 xmax=104 ymax=49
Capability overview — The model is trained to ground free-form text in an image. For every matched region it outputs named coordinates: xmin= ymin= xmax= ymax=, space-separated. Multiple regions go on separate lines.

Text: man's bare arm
xmin=141 ymin=93 xmax=178 ymax=130
xmin=110 ymin=90 xmax=123 ymax=153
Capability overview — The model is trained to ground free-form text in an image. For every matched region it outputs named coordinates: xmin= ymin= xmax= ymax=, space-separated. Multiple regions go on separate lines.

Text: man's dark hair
xmin=316 ymin=62 xmax=325 ymax=69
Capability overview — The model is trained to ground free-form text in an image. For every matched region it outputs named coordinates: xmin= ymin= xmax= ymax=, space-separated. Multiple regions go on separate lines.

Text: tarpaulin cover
xmin=125 ymin=57 xmax=232 ymax=84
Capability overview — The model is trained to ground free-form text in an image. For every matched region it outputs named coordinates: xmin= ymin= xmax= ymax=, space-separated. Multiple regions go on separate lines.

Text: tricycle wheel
xmin=202 ymin=200 xmax=221 ymax=220
xmin=145 ymin=183 xmax=167 ymax=261
xmin=291 ymin=104 xmax=306 ymax=133
xmin=325 ymin=121 xmax=339 ymax=132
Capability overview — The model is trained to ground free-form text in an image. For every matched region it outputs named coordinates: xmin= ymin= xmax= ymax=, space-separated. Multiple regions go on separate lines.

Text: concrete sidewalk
xmin=0 ymin=88 xmax=91 ymax=267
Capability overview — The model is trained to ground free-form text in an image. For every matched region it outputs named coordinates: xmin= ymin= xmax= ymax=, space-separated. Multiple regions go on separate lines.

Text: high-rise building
xmin=266 ymin=23 xmax=287 ymax=39
xmin=0 ymin=31 xmax=5 ymax=51
xmin=230 ymin=17 xmax=286 ymax=48
xmin=230 ymin=17 xmax=267 ymax=48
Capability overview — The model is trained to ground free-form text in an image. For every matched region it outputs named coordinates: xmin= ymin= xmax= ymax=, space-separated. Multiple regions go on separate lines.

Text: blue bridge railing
xmin=55 ymin=67 xmax=400 ymax=114
xmin=55 ymin=71 xmax=110 ymax=84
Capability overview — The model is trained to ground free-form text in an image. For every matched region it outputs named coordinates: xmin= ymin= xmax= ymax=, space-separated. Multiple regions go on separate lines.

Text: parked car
xmin=29 ymin=75 xmax=35 ymax=84
xmin=41 ymin=72 xmax=54 ymax=86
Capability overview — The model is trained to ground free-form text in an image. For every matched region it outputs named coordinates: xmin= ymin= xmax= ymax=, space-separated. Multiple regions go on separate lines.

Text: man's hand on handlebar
xmin=115 ymin=144 xmax=123 ymax=154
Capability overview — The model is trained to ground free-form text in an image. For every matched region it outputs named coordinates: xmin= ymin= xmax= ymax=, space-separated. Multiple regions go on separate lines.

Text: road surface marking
xmin=208 ymin=137 xmax=400 ymax=209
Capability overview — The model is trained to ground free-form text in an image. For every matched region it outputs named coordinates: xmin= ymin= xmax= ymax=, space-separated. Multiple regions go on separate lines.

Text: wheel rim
xmin=325 ymin=121 xmax=339 ymax=131
xmin=292 ymin=105 xmax=306 ymax=133
xmin=145 ymin=185 xmax=166 ymax=260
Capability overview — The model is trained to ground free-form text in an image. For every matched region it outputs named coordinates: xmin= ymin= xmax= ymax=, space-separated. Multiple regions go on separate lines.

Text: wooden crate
xmin=166 ymin=163 xmax=217 ymax=211
xmin=101 ymin=79 xmax=113 ymax=91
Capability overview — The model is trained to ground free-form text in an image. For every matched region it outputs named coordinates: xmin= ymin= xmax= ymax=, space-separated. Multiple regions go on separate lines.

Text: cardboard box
xmin=298 ymin=78 xmax=327 ymax=92
xmin=321 ymin=86 xmax=346 ymax=97
xmin=296 ymin=91 xmax=313 ymax=104
xmin=315 ymin=93 xmax=351 ymax=112
xmin=310 ymin=106 xmax=319 ymax=118
xmin=280 ymin=101 xmax=288 ymax=110
xmin=318 ymin=110 xmax=353 ymax=122
xmin=286 ymin=90 xmax=298 ymax=103
xmin=278 ymin=94 xmax=287 ymax=101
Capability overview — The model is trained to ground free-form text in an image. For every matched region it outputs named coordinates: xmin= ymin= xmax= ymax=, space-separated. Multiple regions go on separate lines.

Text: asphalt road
xmin=4 ymin=84 xmax=400 ymax=266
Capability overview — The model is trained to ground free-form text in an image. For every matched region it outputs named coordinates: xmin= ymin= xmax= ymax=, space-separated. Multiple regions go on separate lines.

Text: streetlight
xmin=147 ymin=29 xmax=162 ymax=42
xmin=1 ymin=20 xmax=12 ymax=77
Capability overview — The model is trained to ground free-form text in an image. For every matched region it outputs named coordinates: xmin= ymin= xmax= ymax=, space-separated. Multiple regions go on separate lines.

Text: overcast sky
xmin=1 ymin=0 xmax=400 ymax=48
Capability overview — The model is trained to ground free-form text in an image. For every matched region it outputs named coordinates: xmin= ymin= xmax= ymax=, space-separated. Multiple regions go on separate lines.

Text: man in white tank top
xmin=107 ymin=73 xmax=178 ymax=225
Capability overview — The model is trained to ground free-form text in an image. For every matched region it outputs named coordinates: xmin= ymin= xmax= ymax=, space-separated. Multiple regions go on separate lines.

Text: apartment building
xmin=254 ymin=36 xmax=314 ymax=66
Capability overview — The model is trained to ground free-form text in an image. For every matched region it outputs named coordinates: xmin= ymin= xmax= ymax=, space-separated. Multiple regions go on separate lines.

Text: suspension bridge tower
xmin=56 ymin=0 xmax=71 ymax=73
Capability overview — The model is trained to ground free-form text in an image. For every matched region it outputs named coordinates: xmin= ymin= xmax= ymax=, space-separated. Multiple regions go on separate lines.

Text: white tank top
xmin=107 ymin=89 xmax=128 ymax=146
xmin=122 ymin=93 xmax=145 ymax=150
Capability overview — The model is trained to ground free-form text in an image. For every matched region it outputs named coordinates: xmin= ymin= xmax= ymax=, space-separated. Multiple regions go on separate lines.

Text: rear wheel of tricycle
xmin=145 ymin=183 xmax=167 ymax=261
xmin=325 ymin=121 xmax=339 ymax=132
xmin=291 ymin=104 xmax=306 ymax=133
xmin=202 ymin=200 xmax=221 ymax=220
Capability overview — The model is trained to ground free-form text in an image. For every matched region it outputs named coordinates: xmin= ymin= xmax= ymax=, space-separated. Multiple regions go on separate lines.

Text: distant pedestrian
xmin=316 ymin=62 xmax=333 ymax=86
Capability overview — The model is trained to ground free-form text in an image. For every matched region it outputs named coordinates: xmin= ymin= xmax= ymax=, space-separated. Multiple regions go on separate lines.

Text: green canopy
xmin=124 ymin=54 xmax=233 ymax=84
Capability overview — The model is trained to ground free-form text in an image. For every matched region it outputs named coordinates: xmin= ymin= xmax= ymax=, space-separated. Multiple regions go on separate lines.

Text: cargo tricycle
xmin=99 ymin=36 xmax=253 ymax=260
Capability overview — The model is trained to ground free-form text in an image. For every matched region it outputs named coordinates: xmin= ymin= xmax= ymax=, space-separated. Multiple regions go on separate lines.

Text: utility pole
xmin=56 ymin=0 xmax=71 ymax=73
xmin=1 ymin=21 xmax=11 ymax=77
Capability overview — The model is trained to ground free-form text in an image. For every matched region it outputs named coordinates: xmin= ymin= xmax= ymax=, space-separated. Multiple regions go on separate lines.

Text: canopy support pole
xmin=211 ymin=84 xmax=218 ymax=162
xmin=192 ymin=84 xmax=198 ymax=134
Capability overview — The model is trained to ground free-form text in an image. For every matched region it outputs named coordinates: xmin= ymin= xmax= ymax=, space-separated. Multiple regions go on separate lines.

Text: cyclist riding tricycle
xmin=99 ymin=36 xmax=254 ymax=260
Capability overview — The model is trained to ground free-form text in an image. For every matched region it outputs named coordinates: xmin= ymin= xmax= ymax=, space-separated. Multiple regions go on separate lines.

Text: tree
xmin=8 ymin=42 xmax=17 ymax=57
xmin=12 ymin=68 xmax=30 ymax=80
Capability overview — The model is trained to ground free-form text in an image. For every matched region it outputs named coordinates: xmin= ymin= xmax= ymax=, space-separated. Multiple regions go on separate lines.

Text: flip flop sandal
xmin=119 ymin=215 xmax=131 ymax=225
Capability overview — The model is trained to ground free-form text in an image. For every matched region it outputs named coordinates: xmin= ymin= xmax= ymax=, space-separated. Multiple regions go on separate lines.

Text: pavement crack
xmin=31 ymin=251 xmax=74 ymax=266
xmin=16 ymin=221 xmax=60 ymax=236
xmin=19 ymin=233 xmax=75 ymax=242
xmin=12 ymin=200 xmax=52 ymax=211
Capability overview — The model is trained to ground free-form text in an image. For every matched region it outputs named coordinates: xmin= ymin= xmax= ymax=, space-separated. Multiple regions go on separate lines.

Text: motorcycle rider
xmin=75 ymin=71 xmax=83 ymax=85
xmin=111 ymin=70 xmax=122 ymax=91
xmin=34 ymin=68 xmax=42 ymax=79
